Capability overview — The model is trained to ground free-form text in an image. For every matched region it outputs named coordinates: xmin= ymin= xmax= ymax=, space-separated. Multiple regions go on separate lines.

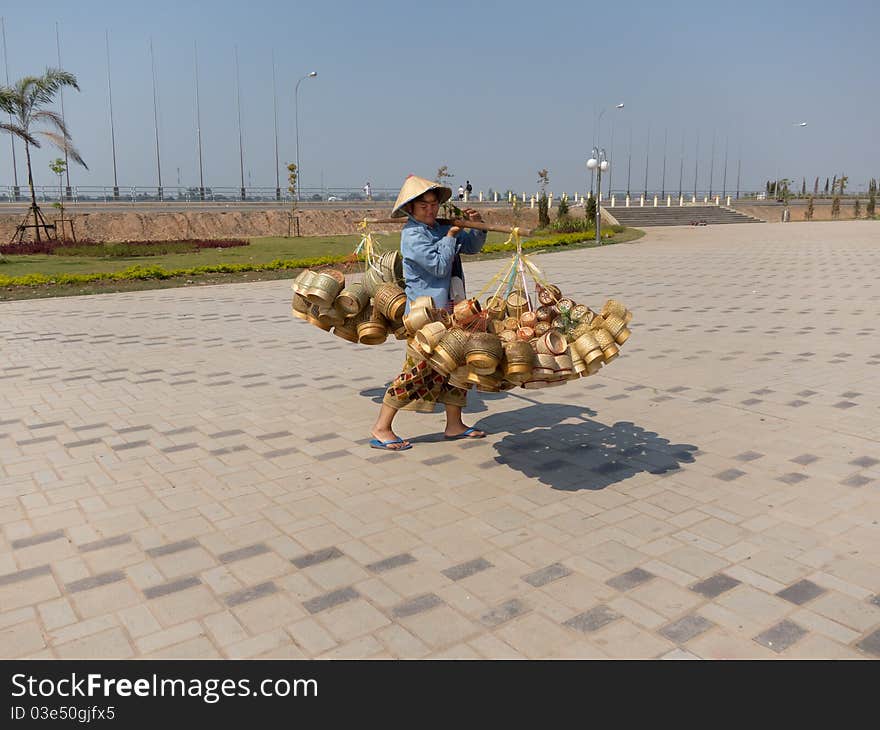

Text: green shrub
xmin=537 ymin=194 xmax=550 ymax=228
xmin=556 ymin=196 xmax=569 ymax=219
xmin=585 ymin=196 xmax=597 ymax=222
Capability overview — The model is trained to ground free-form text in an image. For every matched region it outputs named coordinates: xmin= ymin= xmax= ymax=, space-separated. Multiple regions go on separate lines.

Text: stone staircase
xmin=605 ymin=204 xmax=764 ymax=227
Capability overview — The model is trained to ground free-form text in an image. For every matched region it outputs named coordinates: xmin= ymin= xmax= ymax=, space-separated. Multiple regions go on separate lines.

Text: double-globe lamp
xmin=586 ymin=148 xmax=609 ymax=245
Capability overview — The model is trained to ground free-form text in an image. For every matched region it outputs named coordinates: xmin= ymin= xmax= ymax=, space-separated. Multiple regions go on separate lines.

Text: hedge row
xmin=0 ymin=231 xmax=616 ymax=287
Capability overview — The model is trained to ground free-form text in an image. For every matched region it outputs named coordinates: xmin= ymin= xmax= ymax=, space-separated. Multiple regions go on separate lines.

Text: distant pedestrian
xmin=363 ymin=181 xmax=372 ymax=200
xmin=465 ymin=180 xmax=472 ymax=200
xmin=457 ymin=184 xmax=465 ymax=201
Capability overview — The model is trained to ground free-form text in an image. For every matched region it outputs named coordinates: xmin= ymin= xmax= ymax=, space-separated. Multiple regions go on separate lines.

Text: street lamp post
xmin=594 ymin=103 xmax=623 ymax=197
xmin=775 ymin=121 xmax=807 ymax=203
xmin=587 ymin=147 xmax=609 ymax=245
xmin=294 ymin=71 xmax=318 ymax=202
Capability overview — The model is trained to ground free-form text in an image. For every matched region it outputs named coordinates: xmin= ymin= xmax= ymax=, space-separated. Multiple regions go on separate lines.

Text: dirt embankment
xmin=0 ymin=206 xmax=543 ymax=242
xmin=733 ymin=202 xmax=866 ymax=222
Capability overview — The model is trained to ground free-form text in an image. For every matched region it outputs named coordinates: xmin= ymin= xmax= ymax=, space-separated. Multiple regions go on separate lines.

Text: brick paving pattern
xmin=1 ymin=221 xmax=879 ymax=659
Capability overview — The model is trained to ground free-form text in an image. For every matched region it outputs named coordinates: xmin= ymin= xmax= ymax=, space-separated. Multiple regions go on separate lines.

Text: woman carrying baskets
xmin=370 ymin=175 xmax=488 ymax=451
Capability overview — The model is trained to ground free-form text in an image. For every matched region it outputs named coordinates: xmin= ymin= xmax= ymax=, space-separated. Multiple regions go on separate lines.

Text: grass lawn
xmin=0 ymin=229 xmax=643 ymax=300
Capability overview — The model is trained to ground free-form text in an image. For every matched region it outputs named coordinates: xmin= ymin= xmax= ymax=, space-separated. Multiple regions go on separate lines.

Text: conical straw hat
xmin=391 ymin=174 xmax=452 ymax=218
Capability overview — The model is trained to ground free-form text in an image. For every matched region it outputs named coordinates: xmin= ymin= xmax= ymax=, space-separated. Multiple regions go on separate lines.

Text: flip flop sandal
xmin=444 ymin=426 xmax=487 ymax=440
xmin=369 ymin=437 xmax=412 ymax=451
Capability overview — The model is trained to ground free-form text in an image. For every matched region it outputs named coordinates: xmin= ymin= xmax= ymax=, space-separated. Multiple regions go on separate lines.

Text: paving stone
xmin=219 ymin=543 xmax=270 ymax=564
xmin=366 ymin=553 xmax=416 ymax=573
xmin=145 ymin=538 xmax=200 ymax=558
xmin=855 ymin=629 xmax=880 ymax=657
xmin=11 ymin=529 xmax=66 ymax=550
xmin=391 ymin=593 xmax=444 ymax=618
xmin=659 ymin=613 xmax=714 ymax=643
xmin=224 ymin=582 xmax=279 ymax=608
xmin=302 ymin=586 xmax=359 ymax=614
xmin=291 ymin=547 xmax=344 ymax=569
xmin=753 ymin=619 xmax=808 ymax=653
xmin=690 ymin=573 xmax=741 ymax=598
xmin=606 ymin=567 xmax=655 ymax=592
xmin=442 ymin=558 xmax=493 ymax=581
xmin=564 ymin=605 xmax=622 ymax=633
xmin=791 ymin=454 xmax=819 ymax=465
xmin=143 ymin=576 xmax=202 ymax=600
xmin=776 ymin=579 xmax=826 ymax=606
xmin=777 ymin=472 xmax=809 ymax=484
xmin=77 ymin=535 xmax=132 ymax=553
xmin=522 ymin=562 xmax=572 ymax=587
xmin=480 ymin=598 xmax=530 ymax=627
xmin=65 ymin=571 xmax=126 ymax=593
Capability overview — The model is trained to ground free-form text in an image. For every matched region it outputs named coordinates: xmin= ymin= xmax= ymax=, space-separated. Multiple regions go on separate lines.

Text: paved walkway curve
xmin=1 ymin=221 xmax=879 ymax=659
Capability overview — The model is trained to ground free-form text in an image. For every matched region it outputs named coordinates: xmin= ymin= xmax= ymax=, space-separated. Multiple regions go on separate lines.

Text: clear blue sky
xmin=1 ymin=0 xmax=877 ymax=194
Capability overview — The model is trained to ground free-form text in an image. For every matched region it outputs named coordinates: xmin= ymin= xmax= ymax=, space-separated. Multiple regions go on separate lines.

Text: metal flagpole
xmin=271 ymin=50 xmax=280 ymax=200
xmin=735 ymin=137 xmax=742 ymax=200
xmin=660 ymin=128 xmax=667 ymax=199
xmin=721 ymin=135 xmax=729 ymax=199
xmin=1 ymin=17 xmax=19 ymax=195
xmin=105 ymin=30 xmax=119 ymax=197
xmin=693 ymin=131 xmax=700 ymax=199
xmin=234 ymin=45 xmax=245 ymax=199
xmin=678 ymin=130 xmax=684 ymax=199
xmin=626 ymin=126 xmax=632 ymax=197
xmin=643 ymin=127 xmax=650 ymax=198
xmin=149 ymin=38 xmax=163 ymax=198
xmin=55 ymin=22 xmax=70 ymax=196
xmin=708 ymin=130 xmax=716 ymax=198
xmin=194 ymin=40 xmax=205 ymax=198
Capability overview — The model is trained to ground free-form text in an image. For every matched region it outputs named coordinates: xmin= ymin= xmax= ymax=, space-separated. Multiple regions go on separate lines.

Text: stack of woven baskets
xmin=290 ymin=250 xmax=413 ymax=344
xmin=292 ymin=262 xmax=633 ymax=393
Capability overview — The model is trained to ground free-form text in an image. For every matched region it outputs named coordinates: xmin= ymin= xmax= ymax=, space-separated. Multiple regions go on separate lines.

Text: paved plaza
xmin=1 ymin=221 xmax=879 ymax=659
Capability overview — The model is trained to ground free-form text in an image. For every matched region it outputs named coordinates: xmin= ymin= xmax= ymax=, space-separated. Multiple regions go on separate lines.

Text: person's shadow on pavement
xmin=466 ymin=401 xmax=699 ymax=491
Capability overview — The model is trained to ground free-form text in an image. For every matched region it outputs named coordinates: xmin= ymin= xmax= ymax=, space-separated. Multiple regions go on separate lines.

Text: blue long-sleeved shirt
xmin=400 ymin=218 xmax=486 ymax=311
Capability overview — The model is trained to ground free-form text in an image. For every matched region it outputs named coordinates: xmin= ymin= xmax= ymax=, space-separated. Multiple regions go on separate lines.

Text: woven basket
xmin=305 ymin=271 xmax=344 ymax=306
xmin=535 ymin=330 xmax=567 ymax=356
xmin=357 ymin=306 xmax=389 ymax=345
xmin=374 ymin=283 xmax=407 ymax=322
xmin=602 ymin=314 xmax=631 ymax=345
xmin=414 ymin=321 xmax=447 ymax=354
xmin=602 ymin=299 xmax=632 ymax=324
xmin=336 ymin=282 xmax=370 ymax=316
xmin=486 ymin=296 xmax=507 ymax=320
xmin=506 ymin=290 xmax=528 ymax=319
xmin=465 ymin=332 xmax=504 ymax=375
xmin=593 ymin=328 xmax=620 ymax=362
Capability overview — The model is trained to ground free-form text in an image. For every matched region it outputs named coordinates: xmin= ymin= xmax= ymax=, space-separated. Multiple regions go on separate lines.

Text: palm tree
xmin=0 ymin=68 xmax=87 ymax=242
